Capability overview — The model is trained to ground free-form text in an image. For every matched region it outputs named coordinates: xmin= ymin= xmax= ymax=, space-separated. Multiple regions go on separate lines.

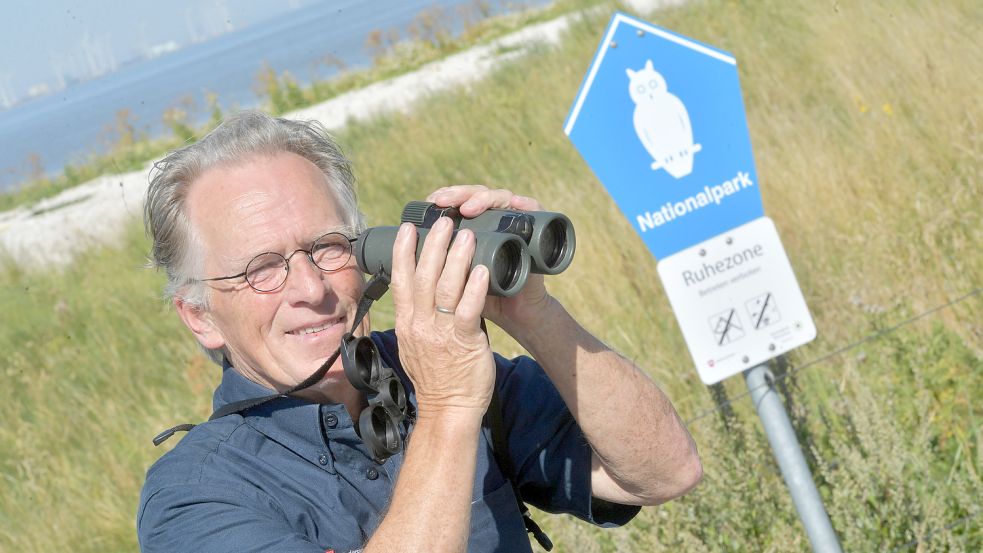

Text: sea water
xmin=0 ymin=0 xmax=550 ymax=191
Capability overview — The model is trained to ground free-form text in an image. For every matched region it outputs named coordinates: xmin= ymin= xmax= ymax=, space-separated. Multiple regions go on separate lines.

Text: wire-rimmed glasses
xmin=199 ymin=232 xmax=356 ymax=293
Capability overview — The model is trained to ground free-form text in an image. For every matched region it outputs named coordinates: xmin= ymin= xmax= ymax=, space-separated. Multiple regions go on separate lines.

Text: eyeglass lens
xmin=244 ymin=233 xmax=353 ymax=292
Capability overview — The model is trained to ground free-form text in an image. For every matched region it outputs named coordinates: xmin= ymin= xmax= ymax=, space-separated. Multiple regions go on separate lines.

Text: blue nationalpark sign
xmin=565 ymin=13 xmax=764 ymax=259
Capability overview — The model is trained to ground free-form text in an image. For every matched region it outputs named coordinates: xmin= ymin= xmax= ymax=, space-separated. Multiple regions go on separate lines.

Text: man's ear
xmin=174 ymin=298 xmax=226 ymax=350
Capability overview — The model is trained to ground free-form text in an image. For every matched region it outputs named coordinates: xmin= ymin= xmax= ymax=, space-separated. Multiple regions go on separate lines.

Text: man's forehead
xmin=186 ymin=154 xmax=347 ymax=264
xmin=197 ymin=159 xmax=319 ymax=197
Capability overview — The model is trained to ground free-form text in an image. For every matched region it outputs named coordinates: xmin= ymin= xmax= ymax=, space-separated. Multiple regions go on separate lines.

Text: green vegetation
xmin=1 ymin=0 xmax=981 ymax=551
xmin=0 ymin=110 xmax=170 ymax=213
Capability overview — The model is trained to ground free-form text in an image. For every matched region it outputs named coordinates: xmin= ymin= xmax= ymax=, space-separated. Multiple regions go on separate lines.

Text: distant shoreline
xmin=0 ymin=0 xmax=558 ymax=192
xmin=0 ymin=0 xmax=673 ymax=270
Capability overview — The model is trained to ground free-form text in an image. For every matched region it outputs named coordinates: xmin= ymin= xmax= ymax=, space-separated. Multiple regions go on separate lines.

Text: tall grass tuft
xmin=1 ymin=0 xmax=980 ymax=550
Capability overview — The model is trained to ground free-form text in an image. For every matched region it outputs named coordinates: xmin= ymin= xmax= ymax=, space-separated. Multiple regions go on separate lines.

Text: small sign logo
xmin=627 ymin=60 xmax=701 ymax=179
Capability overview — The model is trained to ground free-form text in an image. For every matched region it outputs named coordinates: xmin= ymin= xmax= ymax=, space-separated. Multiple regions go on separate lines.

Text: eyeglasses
xmin=199 ymin=232 xmax=356 ymax=293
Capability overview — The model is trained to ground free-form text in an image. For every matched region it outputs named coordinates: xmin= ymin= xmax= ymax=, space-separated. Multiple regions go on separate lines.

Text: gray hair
xmin=144 ymin=110 xmax=365 ymax=362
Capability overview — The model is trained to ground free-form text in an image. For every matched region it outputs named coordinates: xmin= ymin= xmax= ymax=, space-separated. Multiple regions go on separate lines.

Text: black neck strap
xmin=153 ymin=272 xmax=390 ymax=446
xmin=481 ymin=319 xmax=553 ymax=551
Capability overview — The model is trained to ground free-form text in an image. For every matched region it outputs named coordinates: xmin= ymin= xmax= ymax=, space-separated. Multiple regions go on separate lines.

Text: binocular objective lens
xmin=494 ymin=241 xmax=522 ymax=291
xmin=541 ymin=219 xmax=568 ymax=270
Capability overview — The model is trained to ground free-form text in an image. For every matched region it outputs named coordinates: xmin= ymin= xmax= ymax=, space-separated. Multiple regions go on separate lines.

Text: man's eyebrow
xmin=218 ymin=226 xmax=357 ymax=269
xmin=314 ymin=225 xmax=357 ymax=239
xmin=220 ymin=251 xmax=257 ymax=272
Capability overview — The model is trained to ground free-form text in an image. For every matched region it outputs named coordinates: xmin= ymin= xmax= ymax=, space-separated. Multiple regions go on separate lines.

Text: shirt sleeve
xmin=138 ymin=483 xmax=326 ymax=553
xmin=495 ymin=353 xmax=641 ymax=528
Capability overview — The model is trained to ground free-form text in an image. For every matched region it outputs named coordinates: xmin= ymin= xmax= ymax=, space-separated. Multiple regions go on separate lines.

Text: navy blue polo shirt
xmin=137 ymin=330 xmax=639 ymax=552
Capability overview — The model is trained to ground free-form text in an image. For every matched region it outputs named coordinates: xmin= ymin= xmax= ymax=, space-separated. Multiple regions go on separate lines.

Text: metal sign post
xmin=564 ymin=12 xmax=843 ymax=551
xmin=745 ymin=364 xmax=842 ymax=552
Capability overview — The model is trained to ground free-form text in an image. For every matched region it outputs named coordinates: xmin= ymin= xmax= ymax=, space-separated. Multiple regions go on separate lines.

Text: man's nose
xmin=284 ymin=251 xmax=329 ymax=304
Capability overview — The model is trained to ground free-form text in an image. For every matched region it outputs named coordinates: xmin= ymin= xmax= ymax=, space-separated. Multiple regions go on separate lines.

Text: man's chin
xmin=293 ymin=358 xmax=354 ymax=402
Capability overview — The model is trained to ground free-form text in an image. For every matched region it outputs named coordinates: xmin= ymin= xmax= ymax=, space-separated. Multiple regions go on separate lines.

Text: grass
xmin=1 ymin=0 xmax=982 ymax=550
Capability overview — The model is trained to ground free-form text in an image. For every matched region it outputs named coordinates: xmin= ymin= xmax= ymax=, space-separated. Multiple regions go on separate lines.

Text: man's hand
xmin=425 ymin=185 xmax=703 ymax=508
xmin=425 ymin=185 xmax=553 ymax=335
xmin=367 ymin=217 xmax=497 ymax=553
xmin=390 ymin=216 xmax=495 ymax=415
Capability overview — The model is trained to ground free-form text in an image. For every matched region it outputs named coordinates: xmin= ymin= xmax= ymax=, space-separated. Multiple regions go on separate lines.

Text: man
xmin=138 ymin=110 xmax=701 ymax=552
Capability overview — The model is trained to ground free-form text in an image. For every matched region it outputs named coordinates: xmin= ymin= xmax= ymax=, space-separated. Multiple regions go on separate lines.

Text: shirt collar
xmin=213 ymin=359 xmax=345 ymax=456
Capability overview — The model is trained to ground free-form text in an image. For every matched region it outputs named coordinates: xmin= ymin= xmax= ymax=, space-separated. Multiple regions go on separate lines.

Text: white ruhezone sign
xmin=657 ymin=217 xmax=816 ymax=384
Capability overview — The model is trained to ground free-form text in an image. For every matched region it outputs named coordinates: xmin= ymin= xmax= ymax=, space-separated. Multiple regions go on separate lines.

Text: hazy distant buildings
xmin=78 ymin=32 xmax=118 ymax=79
xmin=0 ymin=75 xmax=14 ymax=109
xmin=185 ymin=0 xmax=235 ymax=43
xmin=146 ymin=41 xmax=181 ymax=59
xmin=2 ymin=0 xmax=280 ymax=109
xmin=27 ymin=83 xmax=52 ymax=99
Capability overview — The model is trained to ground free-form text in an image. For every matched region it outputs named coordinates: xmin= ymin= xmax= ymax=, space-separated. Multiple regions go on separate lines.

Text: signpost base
xmin=744 ymin=363 xmax=843 ymax=552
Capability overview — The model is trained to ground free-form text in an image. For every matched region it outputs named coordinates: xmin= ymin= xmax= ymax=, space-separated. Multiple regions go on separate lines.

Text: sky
xmin=0 ymin=0 xmax=311 ymax=101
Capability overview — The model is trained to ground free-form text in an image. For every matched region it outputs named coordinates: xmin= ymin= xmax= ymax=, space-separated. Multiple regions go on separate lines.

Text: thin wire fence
xmin=685 ymin=287 xmax=982 ymax=426
xmin=677 ymin=286 xmax=982 ymax=551
xmin=889 ymin=508 xmax=981 ymax=553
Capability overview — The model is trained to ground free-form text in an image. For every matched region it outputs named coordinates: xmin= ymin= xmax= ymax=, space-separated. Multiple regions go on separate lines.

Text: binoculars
xmin=341 ymin=332 xmax=409 ymax=460
xmin=352 ymin=201 xmax=576 ymax=296
xmin=342 ymin=201 xmax=575 ymax=459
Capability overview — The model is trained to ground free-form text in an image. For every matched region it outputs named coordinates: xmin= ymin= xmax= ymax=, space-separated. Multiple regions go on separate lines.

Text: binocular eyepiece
xmin=342 ymin=332 xmax=410 ymax=460
xmin=353 ymin=201 xmax=575 ymax=296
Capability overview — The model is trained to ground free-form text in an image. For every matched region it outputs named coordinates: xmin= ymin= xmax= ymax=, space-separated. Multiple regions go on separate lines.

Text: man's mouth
xmin=288 ymin=318 xmax=343 ymax=336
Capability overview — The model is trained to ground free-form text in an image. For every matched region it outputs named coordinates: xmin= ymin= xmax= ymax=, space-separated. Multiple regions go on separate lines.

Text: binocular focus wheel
xmin=359 ymin=404 xmax=403 ymax=460
xmin=341 ymin=333 xmax=381 ymax=392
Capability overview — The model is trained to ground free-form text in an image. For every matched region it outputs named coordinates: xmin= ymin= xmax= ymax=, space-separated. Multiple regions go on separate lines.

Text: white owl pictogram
xmin=627 ymin=60 xmax=701 ymax=179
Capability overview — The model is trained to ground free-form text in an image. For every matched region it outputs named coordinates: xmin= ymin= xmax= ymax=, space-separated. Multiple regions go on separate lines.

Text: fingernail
xmin=398 ymin=222 xmax=414 ymax=238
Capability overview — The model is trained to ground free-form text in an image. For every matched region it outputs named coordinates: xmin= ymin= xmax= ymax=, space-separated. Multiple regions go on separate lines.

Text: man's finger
xmin=454 ymin=265 xmax=489 ymax=337
xmin=458 ymin=188 xmax=515 ymax=217
xmin=428 ymin=185 xmax=506 ymax=212
xmin=509 ymin=194 xmax=544 ymax=212
xmin=390 ymin=223 xmax=418 ymax=326
xmin=427 ymin=184 xmax=486 ymax=206
xmin=412 ymin=216 xmax=454 ymax=316
xmin=429 ymin=185 xmax=547 ymax=215
xmin=425 ymin=185 xmax=454 ymax=203
xmin=433 ymin=229 xmax=474 ymax=322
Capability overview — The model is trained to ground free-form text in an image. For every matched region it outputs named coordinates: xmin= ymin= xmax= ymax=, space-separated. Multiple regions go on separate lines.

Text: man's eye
xmin=314 ymin=243 xmax=343 ymax=257
xmin=246 ymin=254 xmax=284 ymax=280
xmin=249 ymin=270 xmax=277 ymax=285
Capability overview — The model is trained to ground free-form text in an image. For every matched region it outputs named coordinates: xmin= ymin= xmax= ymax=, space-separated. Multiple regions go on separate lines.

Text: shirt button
xmin=318 ymin=453 xmax=329 ymax=466
xmin=366 ymin=467 xmax=379 ymax=480
xmin=324 ymin=413 xmax=339 ymax=428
